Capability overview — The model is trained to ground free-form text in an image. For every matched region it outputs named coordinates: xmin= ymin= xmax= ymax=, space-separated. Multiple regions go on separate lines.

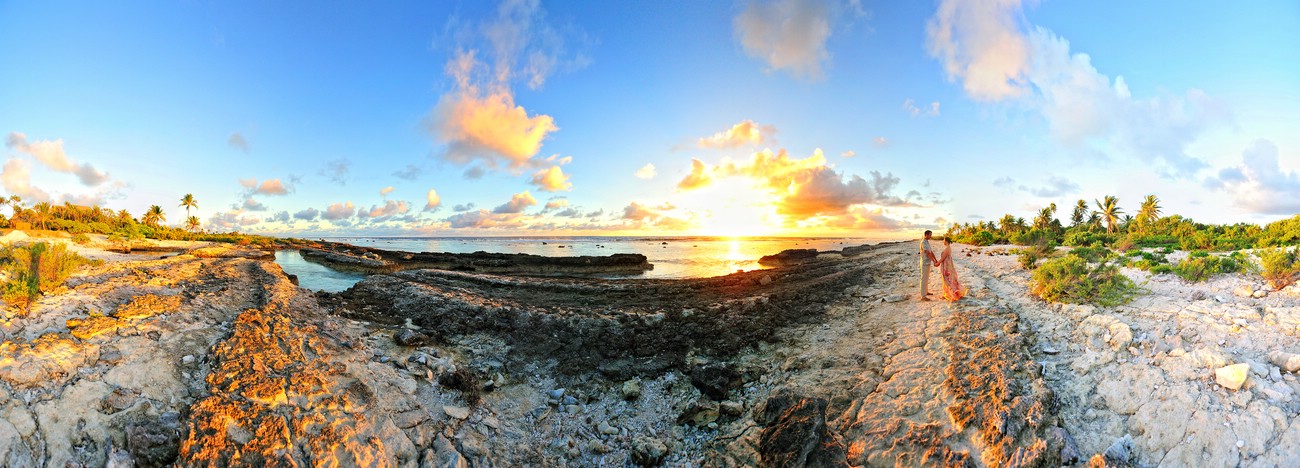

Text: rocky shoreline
xmin=1 ymin=238 xmax=1296 ymax=466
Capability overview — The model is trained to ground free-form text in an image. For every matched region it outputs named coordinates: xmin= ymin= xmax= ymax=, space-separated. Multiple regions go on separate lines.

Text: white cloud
xmin=734 ymin=0 xmax=835 ymax=80
xmin=634 ymin=163 xmax=657 ymax=180
xmin=380 ymin=186 xmax=395 ymax=197
xmin=239 ymin=178 xmax=291 ymax=196
xmin=926 ymin=0 xmax=1228 ymax=177
xmin=872 ymin=136 xmax=889 ymax=148
xmin=359 ymin=200 xmax=410 ymax=219
xmin=543 ymin=198 xmax=569 ymax=211
xmin=1205 ymin=140 xmax=1300 ymax=215
xmin=840 ymin=150 xmax=855 ymax=158
xmin=1 ymin=158 xmax=51 ymax=202
xmin=903 ymin=99 xmax=941 ymax=117
xmin=5 ymin=132 xmax=109 ymax=186
xmin=1018 ymin=175 xmax=1080 ymax=197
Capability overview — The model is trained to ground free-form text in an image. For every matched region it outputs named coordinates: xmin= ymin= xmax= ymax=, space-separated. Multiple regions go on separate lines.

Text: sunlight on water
xmin=274 ymin=250 xmax=367 ymax=292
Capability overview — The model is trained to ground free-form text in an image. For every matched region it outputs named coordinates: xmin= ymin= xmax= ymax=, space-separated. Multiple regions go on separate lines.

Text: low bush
xmin=1258 ymin=247 xmax=1300 ymax=290
xmin=71 ymin=233 xmax=90 ymax=245
xmin=1172 ymin=254 xmax=1246 ymax=282
xmin=1031 ymin=255 xmax=1141 ymax=307
xmin=2 ymin=242 xmax=89 ymax=313
xmin=1150 ymin=264 xmax=1175 ymax=275
xmin=1069 ymin=246 xmax=1114 ymax=264
xmin=971 ymin=231 xmax=995 ymax=247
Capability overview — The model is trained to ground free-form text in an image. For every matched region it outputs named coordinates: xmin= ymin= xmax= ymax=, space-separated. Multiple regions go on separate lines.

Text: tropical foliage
xmin=1030 ymin=253 xmax=1141 ymax=307
xmin=1 ymin=242 xmax=90 ymax=313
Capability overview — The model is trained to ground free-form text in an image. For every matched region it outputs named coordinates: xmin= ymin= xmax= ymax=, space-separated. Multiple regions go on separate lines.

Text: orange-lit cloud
xmin=676 ymin=148 xmax=908 ymax=223
xmin=239 ymin=178 xmax=291 ymax=196
xmin=677 ymin=159 xmax=713 ymax=190
xmin=424 ymin=189 xmax=442 ymax=212
xmin=323 ymin=201 xmax=356 ymax=220
xmin=544 ymin=198 xmax=569 ymax=210
xmin=530 ymin=165 xmax=572 ymax=192
xmin=621 ymin=201 xmax=691 ymax=230
xmin=0 ymin=158 xmax=51 ymax=201
xmin=431 ymin=81 xmax=558 ymax=169
xmin=493 ymin=191 xmax=538 ymax=214
xmin=698 ymin=120 xmax=775 ymax=149
xmin=360 ymin=200 xmax=410 ymax=219
xmin=380 ymin=186 xmax=395 ymax=197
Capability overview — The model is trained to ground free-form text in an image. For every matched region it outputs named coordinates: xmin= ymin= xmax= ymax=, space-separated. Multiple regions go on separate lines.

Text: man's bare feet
xmin=919 ymin=296 xmax=931 ymax=301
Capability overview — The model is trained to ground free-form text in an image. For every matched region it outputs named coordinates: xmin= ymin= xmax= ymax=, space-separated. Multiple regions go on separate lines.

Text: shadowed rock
xmin=755 ymin=388 xmax=849 ymax=467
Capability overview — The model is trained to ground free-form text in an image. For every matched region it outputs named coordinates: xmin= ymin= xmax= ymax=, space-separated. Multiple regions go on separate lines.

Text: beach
xmin=0 ymin=235 xmax=1297 ymax=466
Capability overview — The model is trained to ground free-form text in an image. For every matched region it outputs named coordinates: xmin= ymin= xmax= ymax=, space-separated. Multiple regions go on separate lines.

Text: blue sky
xmin=2 ymin=0 xmax=1297 ymax=237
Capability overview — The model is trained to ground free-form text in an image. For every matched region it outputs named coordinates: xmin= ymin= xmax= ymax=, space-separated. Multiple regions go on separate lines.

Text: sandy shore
xmin=0 ymin=239 xmax=1296 ymax=465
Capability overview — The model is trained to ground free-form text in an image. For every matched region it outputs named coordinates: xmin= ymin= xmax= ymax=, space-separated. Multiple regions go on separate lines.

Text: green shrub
xmin=1258 ymin=247 xmax=1300 ymax=290
xmin=1190 ymin=250 xmax=1210 ymax=258
xmin=972 ymin=231 xmax=995 ymax=247
xmin=108 ymin=225 xmax=145 ymax=253
xmin=1018 ymin=250 xmax=1039 ymax=270
xmin=2 ymin=242 xmax=88 ymax=313
xmin=1150 ymin=265 xmax=1174 ymax=275
xmin=71 ymin=233 xmax=90 ymax=245
xmin=1258 ymin=215 xmax=1300 ymax=247
xmin=1031 ymin=255 xmax=1140 ymax=306
xmin=1064 ymin=230 xmax=1116 ymax=248
xmin=1069 ymin=246 xmax=1114 ymax=263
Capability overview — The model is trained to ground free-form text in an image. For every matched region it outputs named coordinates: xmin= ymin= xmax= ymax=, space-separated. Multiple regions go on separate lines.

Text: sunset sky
xmin=2 ymin=1 xmax=1297 ymax=237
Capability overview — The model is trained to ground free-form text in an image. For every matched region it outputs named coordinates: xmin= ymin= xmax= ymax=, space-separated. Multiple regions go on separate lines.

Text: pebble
xmin=548 ymin=388 xmax=566 ymax=399
xmin=1236 ymin=440 xmax=1246 ymax=448
xmin=597 ymin=421 xmax=619 ymax=435
xmin=622 ymin=379 xmax=642 ymax=400
xmin=181 ymin=355 xmax=195 ymax=364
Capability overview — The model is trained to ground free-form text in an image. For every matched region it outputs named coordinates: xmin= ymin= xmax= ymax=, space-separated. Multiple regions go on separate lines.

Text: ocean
xmin=274 ymin=236 xmax=888 ymax=292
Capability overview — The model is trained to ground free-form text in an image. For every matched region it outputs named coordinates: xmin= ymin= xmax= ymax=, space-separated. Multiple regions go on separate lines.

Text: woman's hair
xmin=943 ymin=237 xmax=952 ymax=245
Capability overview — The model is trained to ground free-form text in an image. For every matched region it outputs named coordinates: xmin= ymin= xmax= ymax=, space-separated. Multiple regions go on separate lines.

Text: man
xmin=919 ymin=230 xmax=940 ymax=300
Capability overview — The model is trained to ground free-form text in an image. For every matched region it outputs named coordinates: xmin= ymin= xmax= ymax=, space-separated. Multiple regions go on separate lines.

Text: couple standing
xmin=920 ymin=230 xmax=966 ymax=301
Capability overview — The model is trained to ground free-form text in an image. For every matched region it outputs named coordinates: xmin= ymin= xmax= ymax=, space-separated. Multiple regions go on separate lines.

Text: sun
xmin=673 ymin=177 xmax=782 ymax=237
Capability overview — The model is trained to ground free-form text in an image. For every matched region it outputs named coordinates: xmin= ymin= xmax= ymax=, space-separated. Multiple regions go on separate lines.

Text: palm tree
xmin=142 ymin=205 xmax=165 ymax=227
xmin=116 ymin=209 xmax=133 ymax=226
xmin=1137 ymin=195 xmax=1161 ymax=226
xmin=33 ymin=202 xmax=53 ymax=231
xmin=179 ymin=193 xmax=198 ymax=217
xmin=8 ymin=195 xmax=23 ymax=218
xmin=185 ymin=215 xmax=201 ymax=233
xmin=1095 ymin=196 xmax=1123 ymax=234
xmin=1033 ymin=203 xmax=1058 ymax=229
xmin=1070 ymin=199 xmax=1088 ymax=227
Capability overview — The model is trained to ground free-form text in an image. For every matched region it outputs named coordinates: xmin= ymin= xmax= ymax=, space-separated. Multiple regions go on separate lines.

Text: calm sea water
xmin=275 ymin=236 xmax=885 ymax=291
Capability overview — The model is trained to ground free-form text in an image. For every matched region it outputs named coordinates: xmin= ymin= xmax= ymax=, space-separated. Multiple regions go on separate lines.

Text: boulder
xmin=1215 ymin=363 xmax=1250 ymax=390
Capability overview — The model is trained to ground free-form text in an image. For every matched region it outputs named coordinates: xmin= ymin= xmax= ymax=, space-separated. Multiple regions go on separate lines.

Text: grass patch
xmin=1171 ymin=253 xmax=1251 ymax=282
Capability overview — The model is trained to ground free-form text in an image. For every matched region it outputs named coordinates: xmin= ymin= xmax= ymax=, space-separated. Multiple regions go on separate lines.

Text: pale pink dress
xmin=939 ymin=244 xmax=967 ymax=301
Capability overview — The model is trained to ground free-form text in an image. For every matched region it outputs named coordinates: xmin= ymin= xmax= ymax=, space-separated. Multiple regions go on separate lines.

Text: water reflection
xmin=274 ymin=250 xmax=366 ymax=292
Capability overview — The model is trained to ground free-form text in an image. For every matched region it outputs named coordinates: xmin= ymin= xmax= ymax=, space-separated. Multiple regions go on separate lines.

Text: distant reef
xmin=298 ymin=242 xmax=653 ymax=276
xmin=757 ymin=241 xmax=903 ymax=267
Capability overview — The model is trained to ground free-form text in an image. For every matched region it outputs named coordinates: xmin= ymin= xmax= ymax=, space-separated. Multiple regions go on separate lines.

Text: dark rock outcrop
xmin=299 ymin=245 xmax=653 ymax=276
xmin=757 ymin=249 xmax=820 ymax=267
xmin=754 ymin=388 xmax=849 ymax=467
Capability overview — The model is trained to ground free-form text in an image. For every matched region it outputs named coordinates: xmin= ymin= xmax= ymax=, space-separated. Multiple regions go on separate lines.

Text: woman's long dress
xmin=940 ymin=245 xmax=967 ymax=301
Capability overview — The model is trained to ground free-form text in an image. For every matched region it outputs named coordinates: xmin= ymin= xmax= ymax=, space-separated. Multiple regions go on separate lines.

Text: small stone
xmin=707 ymin=422 xmax=718 ymax=430
xmin=562 ymin=395 xmax=578 ymax=406
xmin=622 ymin=379 xmax=642 ymax=400
xmin=1234 ymin=285 xmax=1255 ymax=297
xmin=1104 ymin=434 xmax=1134 ymax=464
xmin=759 ymin=275 xmax=773 ymax=286
xmin=1041 ymin=345 xmax=1059 ymax=355
xmin=565 ymin=405 xmax=581 ymax=414
xmin=597 ymin=421 xmax=619 ymax=435
xmin=1215 ymin=363 xmax=1250 ymax=390
xmin=1253 ymin=289 xmax=1268 ymax=298
xmin=443 ymin=405 xmax=470 ymax=420
xmin=720 ymin=400 xmax=744 ymax=416
xmin=631 ymin=437 xmax=669 ymax=466
xmin=181 ymin=355 xmax=195 ymax=365
xmin=1236 ymin=440 xmax=1245 ymax=448
xmin=883 ymin=294 xmax=906 ymax=303
xmin=548 ymin=388 xmax=566 ymax=399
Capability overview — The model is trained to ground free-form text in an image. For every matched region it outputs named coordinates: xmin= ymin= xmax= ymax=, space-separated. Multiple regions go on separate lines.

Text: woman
xmin=938 ymin=237 xmax=967 ymax=301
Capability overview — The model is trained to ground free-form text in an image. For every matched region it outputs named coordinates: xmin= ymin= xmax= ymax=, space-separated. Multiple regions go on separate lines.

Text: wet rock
xmin=754 ymin=388 xmax=848 ymax=468
xmin=394 ymin=329 xmax=432 ymax=347
xmin=1215 ymin=363 xmax=1250 ymax=390
xmin=757 ymin=249 xmax=819 ymax=266
xmin=691 ymin=365 xmax=742 ymax=401
xmin=622 ymin=379 xmax=642 ymax=400
xmin=631 ymin=436 xmax=669 ymax=466
xmin=1268 ymin=351 xmax=1300 ymax=372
